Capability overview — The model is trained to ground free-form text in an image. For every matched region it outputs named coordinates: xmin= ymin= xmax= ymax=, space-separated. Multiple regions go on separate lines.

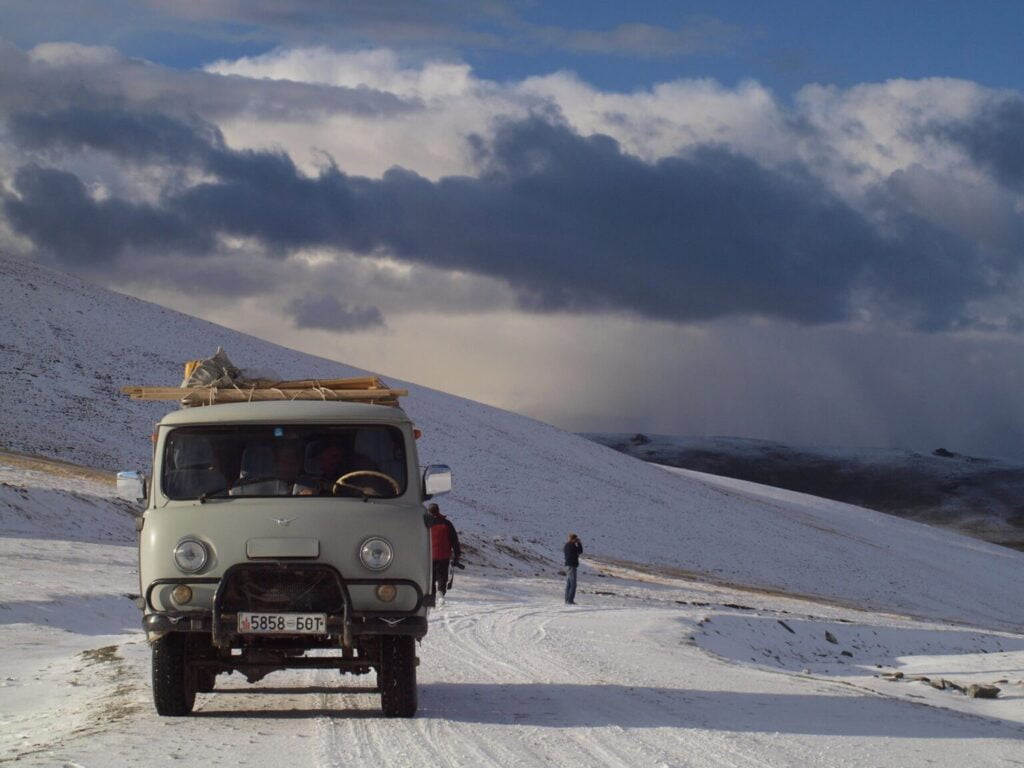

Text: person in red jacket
xmin=429 ymin=503 xmax=462 ymax=602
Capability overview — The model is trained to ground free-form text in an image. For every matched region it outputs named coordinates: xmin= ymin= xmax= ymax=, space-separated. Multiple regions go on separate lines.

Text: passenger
xmin=294 ymin=443 xmax=346 ymax=495
xmin=231 ymin=441 xmax=304 ymax=496
xmin=273 ymin=442 xmax=304 ymax=491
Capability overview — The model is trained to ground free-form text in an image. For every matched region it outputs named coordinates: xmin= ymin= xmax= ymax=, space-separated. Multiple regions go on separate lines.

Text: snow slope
xmin=6 ymin=253 xmax=1024 ymax=764
xmin=586 ymin=432 xmax=1024 ymax=548
xmin=3 ymin=252 xmax=1024 ymax=631
xmin=3 ymin=461 xmax=1024 ymax=767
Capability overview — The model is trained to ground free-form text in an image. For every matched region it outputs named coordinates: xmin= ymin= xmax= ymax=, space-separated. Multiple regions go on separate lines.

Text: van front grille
xmin=218 ymin=564 xmax=345 ymax=613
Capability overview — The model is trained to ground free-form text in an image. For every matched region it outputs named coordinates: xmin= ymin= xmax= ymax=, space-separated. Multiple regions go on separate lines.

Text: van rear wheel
xmin=152 ymin=633 xmax=196 ymax=716
xmin=378 ymin=636 xmax=417 ymax=717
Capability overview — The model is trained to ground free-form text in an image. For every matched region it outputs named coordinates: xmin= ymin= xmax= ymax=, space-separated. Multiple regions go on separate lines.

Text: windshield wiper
xmin=199 ymin=475 xmax=280 ymax=503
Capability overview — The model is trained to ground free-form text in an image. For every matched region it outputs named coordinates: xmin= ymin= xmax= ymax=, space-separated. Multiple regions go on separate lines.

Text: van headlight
xmin=174 ymin=539 xmax=209 ymax=573
xmin=359 ymin=537 xmax=394 ymax=571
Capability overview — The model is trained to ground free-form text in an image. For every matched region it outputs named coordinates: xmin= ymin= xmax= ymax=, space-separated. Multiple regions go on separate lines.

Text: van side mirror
xmin=423 ymin=464 xmax=452 ymax=498
xmin=117 ymin=470 xmax=148 ymax=503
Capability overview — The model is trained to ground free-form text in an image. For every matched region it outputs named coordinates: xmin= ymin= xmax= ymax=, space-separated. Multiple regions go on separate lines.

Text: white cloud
xmin=208 ymin=47 xmax=475 ymax=100
xmin=794 ymin=79 xmax=994 ymax=196
xmin=204 ymin=48 xmax=797 ymax=176
xmin=206 ymin=47 xmax=525 ymax=178
xmin=516 ymin=72 xmax=792 ymax=164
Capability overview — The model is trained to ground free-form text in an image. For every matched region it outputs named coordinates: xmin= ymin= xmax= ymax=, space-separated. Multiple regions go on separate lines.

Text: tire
xmin=196 ymin=669 xmax=217 ymax=693
xmin=378 ymin=636 xmax=418 ymax=717
xmin=187 ymin=634 xmax=217 ymax=693
xmin=152 ymin=633 xmax=196 ymax=716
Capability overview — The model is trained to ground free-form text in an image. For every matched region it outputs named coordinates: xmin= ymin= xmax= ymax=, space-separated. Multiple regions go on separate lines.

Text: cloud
xmin=9 ymin=108 xmax=223 ymax=165
xmin=3 ymin=164 xmax=211 ymax=263
xmin=2 ymin=44 xmax=1022 ymax=334
xmin=938 ymin=94 xmax=1024 ymax=190
xmin=556 ymin=20 xmax=748 ymax=58
xmin=285 ymin=293 xmax=385 ymax=331
xmin=147 ymin=0 xmax=512 ymax=49
xmin=145 ymin=2 xmax=746 ymax=60
xmin=5 ymin=37 xmax=1024 ymax=456
xmin=4 ymin=103 xmax=1016 ymax=330
xmin=0 ymin=40 xmax=419 ymax=123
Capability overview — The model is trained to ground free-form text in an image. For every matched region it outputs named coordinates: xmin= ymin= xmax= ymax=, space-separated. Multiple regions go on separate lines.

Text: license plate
xmin=237 ymin=612 xmax=327 ymax=634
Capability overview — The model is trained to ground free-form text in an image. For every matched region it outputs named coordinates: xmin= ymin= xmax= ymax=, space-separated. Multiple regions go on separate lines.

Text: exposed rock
xmin=777 ymin=620 xmax=795 ymax=634
xmin=840 ymin=650 xmax=853 ymax=657
xmin=824 ymin=631 xmax=838 ymax=644
xmin=967 ymin=684 xmax=1000 ymax=699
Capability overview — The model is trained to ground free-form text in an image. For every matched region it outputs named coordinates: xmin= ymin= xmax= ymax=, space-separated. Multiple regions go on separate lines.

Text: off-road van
xmin=126 ymin=399 xmax=451 ymax=717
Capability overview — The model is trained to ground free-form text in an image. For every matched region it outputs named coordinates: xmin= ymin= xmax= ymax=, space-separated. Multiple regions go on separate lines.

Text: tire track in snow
xmin=431 ymin=592 xmax=806 ymax=768
xmin=422 ymin=598 xmax=720 ymax=768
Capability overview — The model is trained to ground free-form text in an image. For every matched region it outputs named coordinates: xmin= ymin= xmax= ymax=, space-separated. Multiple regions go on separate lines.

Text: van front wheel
xmin=152 ymin=633 xmax=196 ymax=716
xmin=378 ymin=636 xmax=417 ymax=717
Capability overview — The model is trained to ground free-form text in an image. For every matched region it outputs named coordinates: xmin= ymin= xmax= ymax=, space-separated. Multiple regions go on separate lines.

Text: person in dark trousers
xmin=563 ymin=533 xmax=583 ymax=604
xmin=429 ymin=503 xmax=461 ymax=603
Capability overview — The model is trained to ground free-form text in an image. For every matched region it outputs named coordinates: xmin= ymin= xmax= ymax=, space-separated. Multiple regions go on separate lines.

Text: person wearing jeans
xmin=563 ymin=533 xmax=583 ymax=604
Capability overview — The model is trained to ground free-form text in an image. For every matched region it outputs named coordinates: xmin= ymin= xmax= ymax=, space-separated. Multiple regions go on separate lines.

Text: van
xmin=127 ymin=400 xmax=451 ymax=717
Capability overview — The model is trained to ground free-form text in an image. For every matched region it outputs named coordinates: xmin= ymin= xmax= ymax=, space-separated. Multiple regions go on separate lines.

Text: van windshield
xmin=161 ymin=424 xmax=408 ymax=500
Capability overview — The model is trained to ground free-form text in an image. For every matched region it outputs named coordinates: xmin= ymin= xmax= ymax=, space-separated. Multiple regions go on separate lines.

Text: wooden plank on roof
xmin=264 ymin=376 xmax=386 ymax=390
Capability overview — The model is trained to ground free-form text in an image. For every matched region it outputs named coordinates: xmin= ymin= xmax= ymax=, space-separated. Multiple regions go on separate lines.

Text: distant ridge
xmin=584 ymin=433 xmax=1024 ymax=550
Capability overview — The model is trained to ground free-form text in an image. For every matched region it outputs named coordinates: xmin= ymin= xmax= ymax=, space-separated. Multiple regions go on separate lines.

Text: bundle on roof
xmin=122 ymin=347 xmax=406 ymax=408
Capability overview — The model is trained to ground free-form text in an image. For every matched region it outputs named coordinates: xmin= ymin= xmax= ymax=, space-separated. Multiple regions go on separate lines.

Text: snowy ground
xmin=6 ymin=255 xmax=1024 ymax=764
xmin=4 ymin=458 xmax=1024 ymax=767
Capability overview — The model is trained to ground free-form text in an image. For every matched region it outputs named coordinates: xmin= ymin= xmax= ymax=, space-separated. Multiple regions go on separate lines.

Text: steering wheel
xmin=332 ymin=470 xmax=401 ymax=497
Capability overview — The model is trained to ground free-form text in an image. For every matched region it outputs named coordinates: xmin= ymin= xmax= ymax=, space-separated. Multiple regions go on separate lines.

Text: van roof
xmin=158 ymin=400 xmax=412 ymax=427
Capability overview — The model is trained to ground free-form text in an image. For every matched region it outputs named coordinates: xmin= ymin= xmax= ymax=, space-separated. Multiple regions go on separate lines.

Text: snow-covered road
xmin=5 ymin=537 xmax=1024 ymax=768
xmin=4 ymin=456 xmax=1024 ymax=767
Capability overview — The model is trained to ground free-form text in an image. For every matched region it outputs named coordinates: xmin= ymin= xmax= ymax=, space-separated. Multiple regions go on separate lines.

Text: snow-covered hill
xmin=6 ymin=253 xmax=1024 ymax=765
xmin=3 ymin=252 xmax=1024 ymax=632
xmin=586 ymin=432 xmax=1024 ymax=548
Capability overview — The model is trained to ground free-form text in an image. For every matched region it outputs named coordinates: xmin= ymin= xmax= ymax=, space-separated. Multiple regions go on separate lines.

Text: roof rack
xmin=122 ymin=375 xmax=406 ymax=408
xmin=123 ymin=348 xmax=407 ymax=408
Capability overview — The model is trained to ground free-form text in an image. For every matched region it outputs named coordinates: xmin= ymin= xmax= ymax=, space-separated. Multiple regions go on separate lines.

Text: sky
xmin=2 ymin=1 xmax=1024 ymax=457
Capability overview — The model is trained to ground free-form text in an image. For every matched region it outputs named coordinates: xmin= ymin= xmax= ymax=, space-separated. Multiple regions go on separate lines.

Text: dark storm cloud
xmin=9 ymin=108 xmax=223 ymax=165
xmin=285 ymin=294 xmax=385 ymax=332
xmin=4 ymin=165 xmax=211 ymax=262
xmin=3 ymin=111 xmax=1013 ymax=329
xmin=939 ymin=96 xmax=1024 ymax=190
xmin=0 ymin=39 xmax=418 ymax=122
